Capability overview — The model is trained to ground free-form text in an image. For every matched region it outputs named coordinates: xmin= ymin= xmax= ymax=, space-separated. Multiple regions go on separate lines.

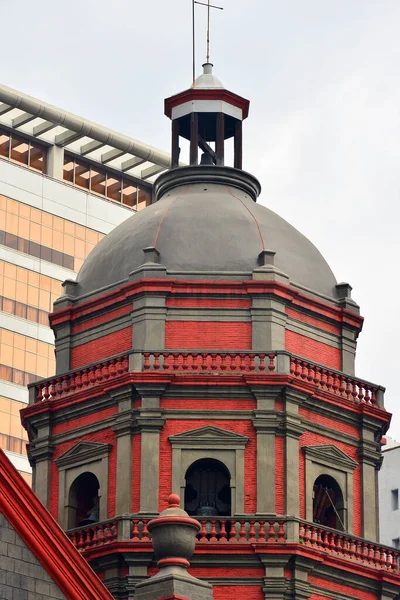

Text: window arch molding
xmin=303 ymin=444 xmax=358 ymax=534
xmin=169 ymin=426 xmax=249 ymax=515
xmin=55 ymin=441 xmax=112 ymax=529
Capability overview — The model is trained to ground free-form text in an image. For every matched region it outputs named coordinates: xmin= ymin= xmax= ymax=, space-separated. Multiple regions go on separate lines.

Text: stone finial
xmin=336 ymin=282 xmax=352 ymax=299
xmin=147 ymin=494 xmax=200 ymax=569
xmin=258 ymin=249 xmax=276 ymax=266
xmin=61 ymin=279 xmax=78 ymax=297
xmin=143 ymin=246 xmax=160 ymax=264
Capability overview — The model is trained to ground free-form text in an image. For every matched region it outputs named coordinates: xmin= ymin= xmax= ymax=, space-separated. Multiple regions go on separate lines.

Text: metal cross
xmin=192 ymin=0 xmax=223 ymax=83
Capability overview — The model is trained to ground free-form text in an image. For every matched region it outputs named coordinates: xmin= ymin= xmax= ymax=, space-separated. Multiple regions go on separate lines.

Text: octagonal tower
xmin=21 ymin=65 xmax=398 ymax=600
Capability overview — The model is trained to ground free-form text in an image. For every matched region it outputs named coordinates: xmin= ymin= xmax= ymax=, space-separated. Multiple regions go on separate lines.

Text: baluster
xmin=301 ymin=361 xmax=308 ymax=379
xmin=122 ymin=355 xmax=129 ymax=372
xmin=141 ymin=520 xmax=150 ymax=541
xmin=75 ymin=370 xmax=82 ymax=389
xmin=289 ymin=356 xmax=296 ymax=375
xmin=364 ymin=385 xmax=371 ymax=405
xmin=277 ymin=521 xmax=285 ymax=543
xmin=336 ymin=534 xmax=343 ymax=555
xmin=211 ymin=353 xmax=218 ymax=372
xmin=62 ymin=375 xmax=69 ymax=394
xmin=374 ymin=544 xmax=380 ymax=566
xmin=81 ymin=369 xmax=89 ymax=387
xmin=386 ymin=549 xmax=394 ymax=570
xmin=258 ymin=520 xmax=266 ymax=542
xmin=307 ymin=364 xmax=314 ymax=382
xmin=36 ymin=384 xmax=44 ymax=402
xmin=249 ymin=354 xmax=256 ymax=372
xmin=258 ymin=353 xmax=266 ymax=373
xmin=370 ymin=388 xmax=377 ymax=405
xmin=92 ymin=525 xmax=98 ymax=546
xmin=316 ymin=526 xmax=322 ymax=547
xmin=361 ymin=541 xmax=369 ymax=562
xmin=69 ymin=373 xmax=76 ymax=393
xmin=321 ymin=369 xmax=328 ymax=390
xmin=326 ymin=372 xmax=333 ymax=391
xmin=84 ymin=527 xmax=92 ymax=549
xmin=314 ymin=366 xmax=321 ymax=386
xmin=355 ymin=539 xmax=362 ymax=561
xmin=321 ymin=529 xmax=329 ymax=550
xmin=294 ymin=359 xmax=302 ymax=378
xmin=102 ymin=361 xmax=110 ymax=380
xmin=77 ymin=530 xmax=85 ymax=550
xmin=339 ymin=375 xmax=346 ymax=396
xmin=310 ymin=526 xmax=317 ymax=546
xmin=181 ymin=352 xmax=188 ymax=371
xmin=152 ymin=352 xmax=160 ymax=371
xmin=368 ymin=543 xmax=375 ymax=564
xmin=229 ymin=520 xmax=238 ymax=543
xmin=88 ymin=366 xmax=96 ymax=385
xmin=105 ymin=523 xmax=113 ymax=542
xmin=209 ymin=520 xmax=218 ymax=542
xmin=198 ymin=520 xmax=208 ymax=543
xmin=345 ymin=378 xmax=352 ymax=400
xmin=358 ymin=384 xmax=365 ymax=403
xmin=55 ymin=377 xmax=62 ymax=397
xmin=229 ymin=354 xmax=237 ymax=372
xmin=248 ymin=520 xmax=256 ymax=543
xmin=116 ymin=357 xmax=124 ymax=375
xmin=220 ymin=353 xmax=228 ymax=372
xmin=329 ymin=532 xmax=336 ymax=552
xmin=352 ymin=382 xmax=359 ymax=403
xmin=267 ymin=521 xmax=276 ymax=543
xmin=391 ymin=550 xmax=399 ymax=571
xmin=192 ymin=353 xmax=199 ymax=372
xmin=238 ymin=520 xmax=247 ymax=542
xmin=219 ymin=519 xmax=228 ymax=543
xmin=268 ymin=353 xmax=276 ymax=372
xmin=131 ymin=520 xmax=139 ymax=541
xmin=332 ymin=373 xmax=340 ymax=394
xmin=98 ymin=524 xmax=105 ymax=544
xmin=95 ymin=362 xmax=103 ymax=383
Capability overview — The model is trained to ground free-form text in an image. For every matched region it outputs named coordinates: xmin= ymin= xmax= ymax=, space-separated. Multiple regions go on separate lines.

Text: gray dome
xmin=76 ymin=168 xmax=337 ymax=300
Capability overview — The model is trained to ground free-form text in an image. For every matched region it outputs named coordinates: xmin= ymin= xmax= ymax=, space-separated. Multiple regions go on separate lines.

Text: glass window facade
xmin=0 ymin=128 xmax=46 ymax=173
xmin=0 ymin=196 xmax=104 ymax=272
xmin=63 ymin=153 xmax=152 ymax=210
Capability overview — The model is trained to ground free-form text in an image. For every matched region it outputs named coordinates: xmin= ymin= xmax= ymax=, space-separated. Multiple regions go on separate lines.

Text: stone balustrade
xmin=66 ymin=516 xmax=398 ymax=572
xmin=30 ymin=350 xmax=383 ymax=408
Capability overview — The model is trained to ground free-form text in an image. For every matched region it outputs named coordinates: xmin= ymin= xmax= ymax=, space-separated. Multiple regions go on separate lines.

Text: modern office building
xmin=0 ymin=84 xmax=171 ymax=482
xmin=379 ymin=438 xmax=400 ymax=548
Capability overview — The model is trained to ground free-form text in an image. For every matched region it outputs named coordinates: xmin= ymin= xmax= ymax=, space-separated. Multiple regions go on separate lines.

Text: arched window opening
xmin=184 ymin=458 xmax=231 ymax=516
xmin=313 ymin=474 xmax=345 ymax=531
xmin=68 ymin=472 xmax=100 ymax=528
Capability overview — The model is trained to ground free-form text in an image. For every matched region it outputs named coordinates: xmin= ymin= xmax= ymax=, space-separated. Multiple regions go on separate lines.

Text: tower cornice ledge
xmin=154 ymin=165 xmax=261 ymax=201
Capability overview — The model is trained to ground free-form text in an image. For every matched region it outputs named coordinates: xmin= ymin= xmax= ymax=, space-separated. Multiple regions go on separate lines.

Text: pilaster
xmin=135 ymin=383 xmax=167 ymax=515
xmin=282 ymin=389 xmax=306 ymax=517
xmin=358 ymin=413 xmax=383 ymax=541
xmin=111 ymin=386 xmax=135 ymax=515
xmin=25 ymin=413 xmax=54 ymax=508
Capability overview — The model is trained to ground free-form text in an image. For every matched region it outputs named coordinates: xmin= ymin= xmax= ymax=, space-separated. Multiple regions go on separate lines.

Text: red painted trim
xmin=164 ymin=88 xmax=250 ymax=119
xmin=0 ymin=449 xmax=114 ymax=600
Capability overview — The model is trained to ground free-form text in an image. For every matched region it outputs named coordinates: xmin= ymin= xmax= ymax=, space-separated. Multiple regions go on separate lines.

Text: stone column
xmin=250 ymin=385 xmax=283 ymax=514
xmin=135 ymin=383 xmax=167 ymax=515
xmin=358 ymin=414 xmax=383 ymax=541
xmin=111 ymin=386 xmax=135 ymax=515
xmin=26 ymin=413 xmax=54 ymax=509
xmin=283 ymin=391 xmax=305 ymax=517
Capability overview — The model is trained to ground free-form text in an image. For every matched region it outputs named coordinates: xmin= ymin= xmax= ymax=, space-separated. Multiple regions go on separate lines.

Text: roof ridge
xmin=0 ymin=449 xmax=114 ymax=600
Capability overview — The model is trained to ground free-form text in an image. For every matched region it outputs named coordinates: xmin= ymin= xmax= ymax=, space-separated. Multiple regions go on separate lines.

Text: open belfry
xmin=19 ymin=63 xmax=400 ymax=600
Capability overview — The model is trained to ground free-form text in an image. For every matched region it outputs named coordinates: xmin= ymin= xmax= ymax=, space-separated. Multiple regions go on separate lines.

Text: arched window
xmin=184 ymin=458 xmax=231 ymax=516
xmin=313 ymin=474 xmax=345 ymax=531
xmin=68 ymin=472 xmax=100 ymax=528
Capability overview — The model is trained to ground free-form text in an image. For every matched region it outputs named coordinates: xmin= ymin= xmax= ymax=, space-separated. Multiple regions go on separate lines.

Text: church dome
xmin=75 ymin=167 xmax=337 ymax=300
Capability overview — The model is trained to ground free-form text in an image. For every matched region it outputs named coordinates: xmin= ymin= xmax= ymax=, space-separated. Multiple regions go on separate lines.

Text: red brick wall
xmin=286 ymin=308 xmax=340 ymax=335
xmin=50 ymin=429 xmax=117 ymax=520
xmin=158 ymin=420 xmax=256 ymax=513
xmin=160 ymin=399 xmax=255 ymax=410
xmin=275 ymin=436 xmax=284 ymax=514
xmin=132 ymin=434 xmax=141 ymax=513
xmin=167 ymin=298 xmax=251 ymax=308
xmin=165 ymin=321 xmax=251 ymax=349
xmin=72 ymin=305 xmax=131 ymax=334
xmin=285 ymin=330 xmax=341 ymax=370
xmin=213 ymin=586 xmax=264 ymax=600
xmin=308 ymin=576 xmax=377 ymax=600
xmin=299 ymin=407 xmax=359 ymax=438
xmin=52 ymin=407 xmax=118 ymax=436
xmin=299 ymin=432 xmax=361 ymax=535
xmin=71 ymin=327 xmax=132 ymax=369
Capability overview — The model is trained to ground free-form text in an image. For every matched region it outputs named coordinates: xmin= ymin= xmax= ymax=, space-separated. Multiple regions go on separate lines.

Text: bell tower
xmin=21 ymin=63 xmax=400 ymax=600
xmin=165 ymin=63 xmax=249 ymax=168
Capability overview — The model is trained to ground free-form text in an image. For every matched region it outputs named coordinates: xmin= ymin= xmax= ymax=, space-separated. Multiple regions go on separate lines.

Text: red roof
xmin=0 ymin=449 xmax=114 ymax=600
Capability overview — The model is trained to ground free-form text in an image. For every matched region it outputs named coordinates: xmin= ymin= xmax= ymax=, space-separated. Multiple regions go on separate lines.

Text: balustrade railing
xmin=143 ymin=352 xmax=277 ymax=373
xmin=31 ymin=350 xmax=383 ymax=408
xmin=66 ymin=516 xmax=398 ymax=572
xmin=289 ymin=357 xmax=379 ymax=406
xmin=33 ymin=354 xmax=129 ymax=402
xmin=299 ymin=522 xmax=398 ymax=571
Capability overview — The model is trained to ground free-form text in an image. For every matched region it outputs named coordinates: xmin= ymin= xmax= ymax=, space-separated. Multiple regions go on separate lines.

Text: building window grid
xmin=63 ymin=154 xmax=151 ymax=210
xmin=0 ymin=129 xmax=46 ymax=173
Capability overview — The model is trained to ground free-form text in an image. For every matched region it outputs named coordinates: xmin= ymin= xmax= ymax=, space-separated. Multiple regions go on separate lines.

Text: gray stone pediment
xmin=55 ymin=441 xmax=112 ymax=469
xmin=302 ymin=444 xmax=358 ymax=472
xmin=169 ymin=426 xmax=248 ymax=448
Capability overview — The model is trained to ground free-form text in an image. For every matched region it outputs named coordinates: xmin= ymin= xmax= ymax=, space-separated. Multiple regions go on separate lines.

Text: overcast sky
xmin=2 ymin=0 xmax=400 ymax=438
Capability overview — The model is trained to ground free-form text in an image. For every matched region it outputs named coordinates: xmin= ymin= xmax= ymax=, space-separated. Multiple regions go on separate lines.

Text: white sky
xmin=2 ymin=0 xmax=400 ymax=438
